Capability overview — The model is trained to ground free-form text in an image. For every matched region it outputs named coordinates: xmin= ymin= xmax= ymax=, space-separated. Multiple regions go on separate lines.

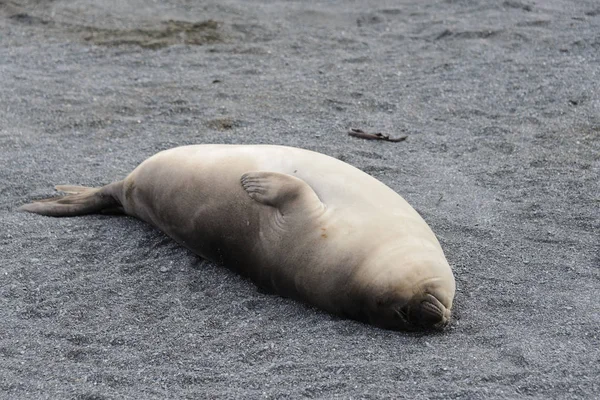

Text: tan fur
xmin=19 ymin=145 xmax=456 ymax=330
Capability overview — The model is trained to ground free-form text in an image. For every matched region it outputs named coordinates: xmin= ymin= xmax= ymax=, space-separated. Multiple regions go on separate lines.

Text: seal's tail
xmin=18 ymin=183 xmax=123 ymax=217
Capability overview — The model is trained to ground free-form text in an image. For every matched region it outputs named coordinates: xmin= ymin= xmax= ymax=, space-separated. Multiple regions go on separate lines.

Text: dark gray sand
xmin=1 ymin=0 xmax=599 ymax=398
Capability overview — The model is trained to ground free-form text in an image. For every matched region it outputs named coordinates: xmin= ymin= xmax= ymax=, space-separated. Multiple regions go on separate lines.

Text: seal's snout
xmin=404 ymin=293 xmax=451 ymax=330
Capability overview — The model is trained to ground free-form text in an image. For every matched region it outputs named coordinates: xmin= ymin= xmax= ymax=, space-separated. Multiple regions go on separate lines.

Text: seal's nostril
xmin=408 ymin=297 xmax=446 ymax=328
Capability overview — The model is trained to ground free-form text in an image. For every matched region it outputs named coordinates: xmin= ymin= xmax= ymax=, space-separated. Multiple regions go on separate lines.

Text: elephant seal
xmin=19 ymin=144 xmax=456 ymax=330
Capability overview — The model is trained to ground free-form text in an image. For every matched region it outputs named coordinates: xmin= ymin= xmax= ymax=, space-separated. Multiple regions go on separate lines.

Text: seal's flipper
xmin=19 ymin=182 xmax=123 ymax=217
xmin=241 ymin=171 xmax=324 ymax=216
xmin=54 ymin=185 xmax=95 ymax=194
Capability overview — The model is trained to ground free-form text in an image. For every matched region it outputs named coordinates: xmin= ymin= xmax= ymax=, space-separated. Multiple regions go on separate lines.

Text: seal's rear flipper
xmin=19 ymin=183 xmax=123 ymax=217
xmin=241 ymin=171 xmax=324 ymax=216
xmin=54 ymin=185 xmax=94 ymax=194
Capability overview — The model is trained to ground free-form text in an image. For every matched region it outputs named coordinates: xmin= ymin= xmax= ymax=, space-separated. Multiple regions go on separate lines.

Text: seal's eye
xmin=375 ymin=296 xmax=394 ymax=309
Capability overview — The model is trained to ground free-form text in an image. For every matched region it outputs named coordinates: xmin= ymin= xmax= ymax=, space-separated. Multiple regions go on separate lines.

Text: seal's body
xmin=20 ymin=145 xmax=455 ymax=330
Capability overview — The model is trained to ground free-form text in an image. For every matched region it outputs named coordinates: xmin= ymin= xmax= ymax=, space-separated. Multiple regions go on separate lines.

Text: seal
xmin=19 ymin=144 xmax=456 ymax=330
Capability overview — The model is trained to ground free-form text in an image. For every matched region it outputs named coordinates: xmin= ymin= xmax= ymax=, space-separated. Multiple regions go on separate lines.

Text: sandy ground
xmin=1 ymin=0 xmax=599 ymax=399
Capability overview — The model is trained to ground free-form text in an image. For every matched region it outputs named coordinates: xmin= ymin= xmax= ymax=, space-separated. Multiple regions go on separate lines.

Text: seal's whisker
xmin=394 ymin=308 xmax=410 ymax=326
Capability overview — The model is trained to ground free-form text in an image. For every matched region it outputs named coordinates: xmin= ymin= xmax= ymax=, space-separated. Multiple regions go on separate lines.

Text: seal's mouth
xmin=396 ymin=293 xmax=451 ymax=330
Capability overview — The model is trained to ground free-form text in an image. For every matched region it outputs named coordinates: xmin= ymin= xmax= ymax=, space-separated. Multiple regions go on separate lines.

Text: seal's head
xmin=355 ymin=248 xmax=456 ymax=331
xmin=370 ymin=280 xmax=453 ymax=331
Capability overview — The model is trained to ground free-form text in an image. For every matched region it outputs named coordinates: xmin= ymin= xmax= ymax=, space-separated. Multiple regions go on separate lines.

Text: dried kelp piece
xmin=348 ymin=128 xmax=407 ymax=143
